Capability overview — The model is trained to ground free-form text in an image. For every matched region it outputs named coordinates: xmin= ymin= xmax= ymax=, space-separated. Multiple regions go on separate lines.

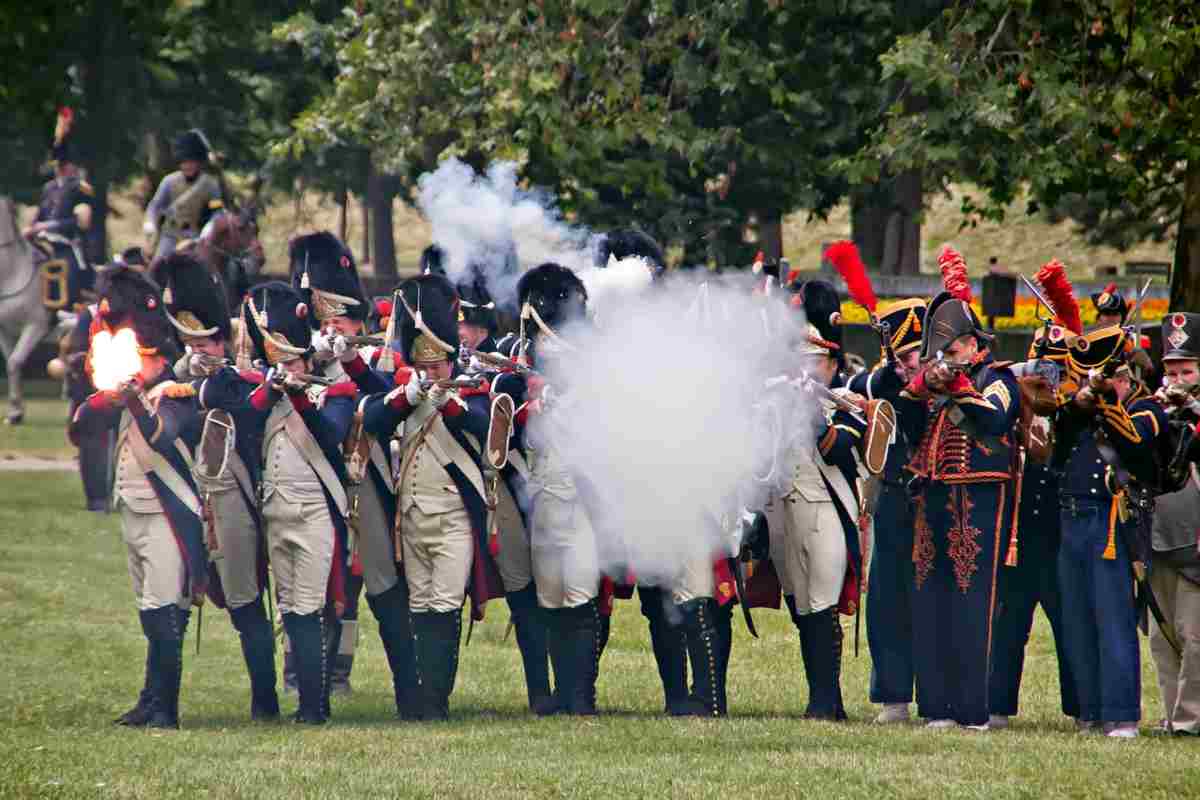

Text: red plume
xmin=1035 ymin=259 xmax=1082 ymax=334
xmin=54 ymin=107 xmax=74 ymax=145
xmin=1103 ymin=282 xmax=1117 ymax=294
xmin=824 ymin=240 xmax=877 ymax=313
xmin=938 ymin=245 xmax=972 ymax=303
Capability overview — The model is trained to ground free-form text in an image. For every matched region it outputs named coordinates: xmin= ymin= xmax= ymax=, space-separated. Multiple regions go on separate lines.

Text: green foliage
xmin=850 ymin=0 xmax=1200 ymax=247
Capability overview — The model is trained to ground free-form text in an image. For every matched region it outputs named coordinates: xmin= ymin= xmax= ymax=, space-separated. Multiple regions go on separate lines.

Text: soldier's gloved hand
xmin=332 ymin=335 xmax=358 ymax=363
xmin=142 ymin=220 xmax=156 ymax=238
xmin=1164 ymin=381 xmax=1193 ymax=406
xmin=404 ymin=369 xmax=426 ymax=406
xmin=428 ymin=383 xmax=455 ymax=409
xmin=312 ymin=332 xmax=334 ymax=359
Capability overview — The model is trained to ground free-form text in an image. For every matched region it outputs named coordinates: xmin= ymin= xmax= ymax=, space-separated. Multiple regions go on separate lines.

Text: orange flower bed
xmin=839 ymin=297 xmax=1168 ymax=330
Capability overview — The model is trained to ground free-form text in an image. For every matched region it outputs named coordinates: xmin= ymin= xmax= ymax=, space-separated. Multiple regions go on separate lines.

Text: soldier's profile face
xmin=1097 ymin=312 xmax=1123 ymax=327
xmin=325 ymin=316 xmax=361 ymax=336
xmin=1164 ymin=359 xmax=1200 ymax=387
xmin=421 ymin=360 xmax=453 ymax=381
xmin=945 ymin=334 xmax=978 ymax=362
xmin=458 ymin=322 xmax=488 ymax=350
xmin=280 ymin=357 xmax=307 ymax=376
xmin=185 ymin=335 xmax=224 ymax=357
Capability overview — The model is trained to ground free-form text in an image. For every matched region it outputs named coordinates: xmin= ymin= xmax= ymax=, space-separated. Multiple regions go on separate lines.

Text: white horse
xmin=0 ymin=196 xmax=51 ymax=424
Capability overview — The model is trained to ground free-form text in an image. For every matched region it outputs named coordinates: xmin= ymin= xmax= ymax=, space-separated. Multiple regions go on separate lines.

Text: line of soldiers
xmin=68 ymin=227 xmax=1200 ymax=732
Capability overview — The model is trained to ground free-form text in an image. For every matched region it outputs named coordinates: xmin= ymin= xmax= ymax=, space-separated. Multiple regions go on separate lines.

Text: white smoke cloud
xmin=416 ymin=159 xmax=595 ymax=305
xmin=530 ymin=272 xmax=818 ymax=587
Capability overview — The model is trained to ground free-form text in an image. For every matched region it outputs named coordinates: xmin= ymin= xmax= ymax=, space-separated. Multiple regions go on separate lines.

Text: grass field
xmin=1 ymin=396 xmax=1197 ymax=798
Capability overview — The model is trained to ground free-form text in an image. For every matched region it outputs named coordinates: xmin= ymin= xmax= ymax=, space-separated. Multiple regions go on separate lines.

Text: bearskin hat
xmin=96 ymin=266 xmax=175 ymax=356
xmin=243 ymin=281 xmax=314 ymax=366
xmin=290 ymin=231 xmax=366 ymax=324
xmin=151 ymin=252 xmax=232 ymax=342
xmin=456 ymin=268 xmax=497 ymax=334
xmin=173 ymin=129 xmax=211 ymax=163
xmin=594 ymin=229 xmax=666 ymax=274
xmin=792 ymin=279 xmax=843 ymax=348
xmin=517 ymin=263 xmax=588 ymax=340
xmin=396 ymin=274 xmax=460 ymax=366
xmin=420 ymin=244 xmax=447 ymax=276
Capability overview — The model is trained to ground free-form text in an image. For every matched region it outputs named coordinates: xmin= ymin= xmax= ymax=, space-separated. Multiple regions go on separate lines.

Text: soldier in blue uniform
xmin=989 ymin=301 xmax=1080 ymax=729
xmin=70 ymin=266 xmax=206 ymax=729
xmin=893 ymin=246 xmax=1021 ymax=730
xmin=238 ymin=282 xmax=355 ymax=724
xmin=152 ymin=253 xmax=281 ymax=721
xmin=1054 ymin=325 xmax=1168 ymax=737
xmin=24 ymin=108 xmax=97 ymax=310
xmin=847 ymin=298 xmax=926 ymax=724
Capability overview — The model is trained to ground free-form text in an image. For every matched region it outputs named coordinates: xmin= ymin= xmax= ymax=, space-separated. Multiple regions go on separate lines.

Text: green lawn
xmin=0 ymin=470 xmax=1196 ymax=800
xmin=0 ymin=380 xmax=76 ymax=462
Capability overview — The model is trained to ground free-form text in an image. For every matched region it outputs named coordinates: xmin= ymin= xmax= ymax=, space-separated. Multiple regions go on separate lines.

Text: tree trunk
xmin=1170 ymin=158 xmax=1200 ymax=312
xmin=755 ymin=210 xmax=784 ymax=263
xmin=336 ymin=185 xmax=348 ymax=243
xmin=851 ymin=168 xmax=922 ymax=275
xmin=367 ymin=162 xmax=397 ymax=279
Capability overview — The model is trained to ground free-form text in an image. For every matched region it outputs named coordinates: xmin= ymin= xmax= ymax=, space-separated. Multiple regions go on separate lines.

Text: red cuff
xmin=440 ymin=397 xmax=464 ymax=418
xmin=514 ymin=403 xmax=530 ymax=426
xmin=87 ymin=392 xmax=113 ymax=411
xmin=387 ymin=391 xmax=411 ymax=412
xmin=288 ymin=391 xmax=314 ymax=413
xmin=904 ymin=371 xmax=928 ymax=397
xmin=249 ymin=384 xmax=273 ymax=411
xmin=342 ymin=353 xmax=367 ymax=378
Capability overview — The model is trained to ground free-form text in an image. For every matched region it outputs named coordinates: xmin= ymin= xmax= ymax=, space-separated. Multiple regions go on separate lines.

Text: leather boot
xmin=114 ymin=640 xmax=155 ymax=726
xmin=331 ymin=574 xmax=362 ymax=696
xmin=830 ymin=609 xmax=847 ymax=720
xmin=366 ymin=582 xmax=420 ymax=719
xmin=230 ymin=598 xmax=280 ymax=721
xmin=679 ymin=598 xmax=725 ymax=717
xmin=141 ymin=605 xmax=187 ymax=729
xmin=412 ymin=610 xmax=461 ymax=720
xmin=541 ymin=607 xmax=569 ymax=717
xmin=507 ymin=583 xmax=554 ymax=714
xmin=791 ymin=603 xmax=844 ymax=721
xmin=321 ymin=611 xmax=342 ymax=721
xmin=282 ymin=633 xmax=298 ymax=695
xmin=643 ymin=589 xmax=689 ymax=715
xmin=282 ymin=611 xmax=327 ymax=724
xmin=712 ymin=600 xmax=733 ymax=713
xmin=564 ymin=600 xmax=600 ymax=716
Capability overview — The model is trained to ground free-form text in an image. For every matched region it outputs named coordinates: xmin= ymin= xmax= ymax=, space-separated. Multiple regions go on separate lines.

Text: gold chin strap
xmin=311 ymin=288 xmax=361 ymax=322
xmin=397 ymin=292 xmax=456 ymax=356
xmin=166 ymin=309 xmax=219 ymax=338
xmin=520 ymin=302 xmax=576 ymax=353
xmin=248 ymin=294 xmax=307 ymax=365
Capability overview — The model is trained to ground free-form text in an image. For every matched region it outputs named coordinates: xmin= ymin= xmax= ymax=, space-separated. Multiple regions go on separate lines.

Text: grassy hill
xmin=39 ymin=180 xmax=1176 ymax=281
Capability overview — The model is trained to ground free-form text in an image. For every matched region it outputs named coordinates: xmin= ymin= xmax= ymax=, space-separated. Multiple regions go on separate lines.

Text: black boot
xmin=412 ymin=610 xmax=462 ymax=721
xmin=564 ymin=600 xmax=601 ymax=716
xmin=282 ymin=611 xmax=327 ymax=724
xmin=366 ymin=583 xmax=420 ymax=719
xmin=230 ymin=598 xmax=280 ymax=721
xmin=678 ymin=598 xmax=725 ymax=717
xmin=713 ymin=600 xmax=733 ymax=713
xmin=642 ymin=589 xmax=689 ymax=715
xmin=282 ymin=633 xmax=298 ymax=696
xmin=830 ymin=609 xmax=847 ymax=720
xmin=332 ymin=574 xmax=362 ymax=696
xmin=541 ymin=607 xmax=570 ymax=717
xmin=507 ymin=584 xmax=554 ymax=714
xmin=321 ymin=611 xmax=342 ymax=721
xmin=114 ymin=640 xmax=155 ymax=726
xmin=141 ymin=605 xmax=187 ymax=729
xmin=788 ymin=601 xmax=844 ymax=721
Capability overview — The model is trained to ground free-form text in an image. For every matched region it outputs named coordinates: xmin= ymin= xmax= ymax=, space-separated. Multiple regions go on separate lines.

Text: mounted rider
xmin=143 ymin=130 xmax=226 ymax=260
xmin=23 ymin=107 xmax=97 ymax=311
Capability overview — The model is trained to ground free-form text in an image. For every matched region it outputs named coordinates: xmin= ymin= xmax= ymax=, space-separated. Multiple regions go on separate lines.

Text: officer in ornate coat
xmin=362 ymin=274 xmax=501 ymax=720
xmin=144 ymin=130 xmax=225 ymax=259
xmin=1148 ymin=312 xmax=1200 ymax=735
xmin=847 ymin=298 xmax=926 ymax=723
xmin=70 ymin=266 xmax=205 ymax=729
xmin=493 ymin=263 xmax=605 ymax=716
xmin=1053 ymin=323 xmax=1167 ymax=737
xmin=988 ymin=262 xmax=1080 ymax=729
xmin=239 ymin=281 xmax=354 ymax=724
xmin=24 ymin=108 xmax=96 ymax=309
xmin=893 ymin=246 xmax=1021 ymax=730
xmin=151 ymin=253 xmax=280 ymax=721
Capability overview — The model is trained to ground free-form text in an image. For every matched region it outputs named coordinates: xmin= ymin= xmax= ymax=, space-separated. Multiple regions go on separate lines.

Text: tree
xmin=284 ymin=1 xmax=945 ymax=269
xmin=846 ymin=0 xmax=1200 ymax=308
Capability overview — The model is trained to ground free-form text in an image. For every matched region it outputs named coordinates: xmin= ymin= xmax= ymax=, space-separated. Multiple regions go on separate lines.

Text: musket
xmin=469 ymin=348 xmax=539 ymax=376
xmin=376 ymin=290 xmax=400 ymax=375
xmin=794 ymin=373 xmax=868 ymax=425
xmin=341 ymin=334 xmax=385 ymax=347
xmin=419 ymin=375 xmax=485 ymax=391
xmin=1126 ymin=278 xmax=1154 ymax=382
